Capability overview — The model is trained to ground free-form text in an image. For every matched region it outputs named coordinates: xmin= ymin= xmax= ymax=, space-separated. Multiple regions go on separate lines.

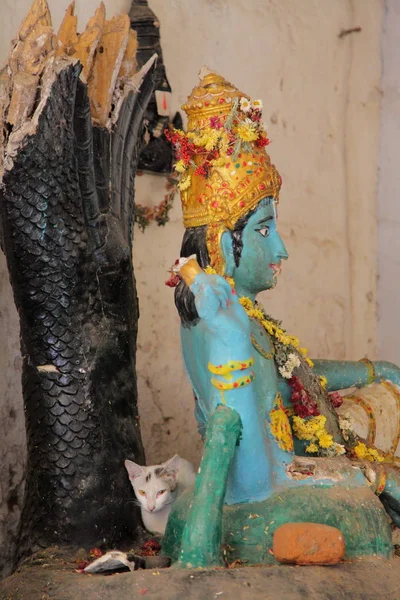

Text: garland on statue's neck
xmin=234 ymin=293 xmax=348 ymax=456
xmin=230 ymin=289 xmax=390 ymax=462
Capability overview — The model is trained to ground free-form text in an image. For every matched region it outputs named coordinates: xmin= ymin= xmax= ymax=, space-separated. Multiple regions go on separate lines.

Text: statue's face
xmin=231 ymin=197 xmax=288 ymax=297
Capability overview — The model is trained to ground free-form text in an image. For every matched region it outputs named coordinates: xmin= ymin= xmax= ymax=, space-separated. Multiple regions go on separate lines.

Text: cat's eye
xmin=138 ymin=489 xmax=146 ymax=496
xmin=157 ymin=489 xmax=167 ymax=496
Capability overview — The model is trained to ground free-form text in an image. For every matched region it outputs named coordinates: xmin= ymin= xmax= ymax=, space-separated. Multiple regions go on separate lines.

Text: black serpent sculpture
xmin=0 ymin=2 xmax=155 ymax=563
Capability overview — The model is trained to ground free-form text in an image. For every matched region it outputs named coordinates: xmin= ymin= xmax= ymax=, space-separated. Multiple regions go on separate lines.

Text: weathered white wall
xmin=0 ymin=0 xmax=383 ymax=577
xmin=0 ymin=252 xmax=24 ymax=578
xmin=377 ymin=0 xmax=400 ymax=365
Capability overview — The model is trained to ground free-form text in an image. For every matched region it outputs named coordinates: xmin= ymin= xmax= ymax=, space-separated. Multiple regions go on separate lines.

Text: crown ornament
xmin=166 ymin=68 xmax=282 ymax=273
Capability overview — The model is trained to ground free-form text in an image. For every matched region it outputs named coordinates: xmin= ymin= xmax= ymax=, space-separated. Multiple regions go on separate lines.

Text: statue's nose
xmin=276 ymin=232 xmax=289 ymax=261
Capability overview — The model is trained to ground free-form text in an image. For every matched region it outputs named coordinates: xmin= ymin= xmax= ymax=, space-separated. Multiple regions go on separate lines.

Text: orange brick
xmin=273 ymin=522 xmax=345 ymax=565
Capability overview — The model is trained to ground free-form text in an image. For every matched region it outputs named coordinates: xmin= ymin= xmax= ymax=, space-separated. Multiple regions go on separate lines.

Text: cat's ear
xmin=125 ymin=459 xmax=144 ymax=479
xmin=163 ymin=454 xmax=180 ymax=478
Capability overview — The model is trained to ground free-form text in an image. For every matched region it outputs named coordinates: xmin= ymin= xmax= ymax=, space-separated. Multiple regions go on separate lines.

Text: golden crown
xmin=167 ymin=68 xmax=282 ymax=273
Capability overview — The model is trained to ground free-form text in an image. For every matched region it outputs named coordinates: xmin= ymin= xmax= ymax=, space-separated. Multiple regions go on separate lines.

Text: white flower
xmin=252 ymin=99 xmax=263 ymax=111
xmin=334 ymin=443 xmax=346 ymax=456
xmin=240 ymin=97 xmax=251 ymax=113
xmin=279 ymin=353 xmax=301 ymax=379
xmin=338 ymin=415 xmax=353 ymax=431
xmin=338 ymin=415 xmax=354 ymax=442
xmin=244 ymin=117 xmax=257 ymax=128
xmin=287 ymin=353 xmax=301 ymax=369
xmin=278 ymin=366 xmax=292 ymax=379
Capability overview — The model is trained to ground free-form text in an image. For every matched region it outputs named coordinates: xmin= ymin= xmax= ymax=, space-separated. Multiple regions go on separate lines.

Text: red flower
xmin=207 ymin=149 xmax=218 ymax=161
xmin=177 ymin=137 xmax=196 ymax=164
xmin=328 ymin=391 xmax=343 ymax=409
xmin=250 ymin=111 xmax=261 ymax=122
xmin=257 ymin=136 xmax=270 ymax=148
xmin=165 ymin=129 xmax=196 ymax=164
xmin=164 ymin=128 xmax=184 ymax=145
xmin=165 ymin=273 xmax=181 ymax=288
xmin=76 ymin=560 xmax=89 ymax=571
xmin=288 ymin=376 xmax=320 ymax=417
xmin=210 ymin=116 xmax=223 ymax=129
xmin=141 ymin=539 xmax=161 ymax=555
xmin=293 ymin=403 xmax=313 ymax=418
xmin=194 ymin=162 xmax=209 ymax=177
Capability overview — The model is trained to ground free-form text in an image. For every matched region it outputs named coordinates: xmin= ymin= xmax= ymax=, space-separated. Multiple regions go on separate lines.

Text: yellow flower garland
xmin=319 ymin=375 xmax=328 ymax=390
xmin=292 ymin=415 xmax=346 ymax=456
xmin=238 ymin=297 xmax=314 ymax=367
xmin=353 ymin=442 xmax=384 ymax=463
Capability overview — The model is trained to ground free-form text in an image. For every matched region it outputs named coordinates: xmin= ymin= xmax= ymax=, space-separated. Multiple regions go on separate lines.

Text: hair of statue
xmin=174 ymin=199 xmax=273 ymax=327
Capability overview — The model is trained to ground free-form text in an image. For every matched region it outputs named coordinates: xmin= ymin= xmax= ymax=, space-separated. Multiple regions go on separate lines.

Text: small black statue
xmin=130 ymin=0 xmax=181 ymax=173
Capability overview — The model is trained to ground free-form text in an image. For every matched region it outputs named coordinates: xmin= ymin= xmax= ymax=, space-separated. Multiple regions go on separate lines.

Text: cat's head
xmin=124 ymin=455 xmax=180 ymax=513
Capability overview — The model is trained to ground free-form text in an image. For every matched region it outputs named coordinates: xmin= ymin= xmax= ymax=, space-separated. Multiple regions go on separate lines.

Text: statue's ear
xmin=125 ymin=459 xmax=144 ymax=479
xmin=220 ymin=230 xmax=235 ymax=277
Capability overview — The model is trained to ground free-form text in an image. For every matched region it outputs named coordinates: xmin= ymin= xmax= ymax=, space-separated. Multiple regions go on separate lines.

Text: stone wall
xmin=377 ymin=0 xmax=400 ymax=366
xmin=0 ymin=0 xmax=384 ymax=578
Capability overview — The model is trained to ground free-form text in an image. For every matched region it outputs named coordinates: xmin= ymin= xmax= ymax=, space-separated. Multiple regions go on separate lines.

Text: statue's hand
xmin=190 ymin=273 xmax=251 ymax=346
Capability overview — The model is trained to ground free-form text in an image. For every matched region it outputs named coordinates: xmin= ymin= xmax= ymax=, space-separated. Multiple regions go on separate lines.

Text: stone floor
xmin=1 ymin=551 xmax=400 ymax=600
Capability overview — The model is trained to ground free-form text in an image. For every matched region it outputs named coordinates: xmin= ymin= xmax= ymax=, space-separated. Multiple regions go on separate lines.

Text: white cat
xmin=125 ymin=455 xmax=196 ymax=535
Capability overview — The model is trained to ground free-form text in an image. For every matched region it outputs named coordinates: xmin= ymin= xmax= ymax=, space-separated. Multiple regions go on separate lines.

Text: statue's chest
xmin=249 ymin=319 xmax=274 ymax=361
xmin=249 ymin=319 xmax=292 ymax=408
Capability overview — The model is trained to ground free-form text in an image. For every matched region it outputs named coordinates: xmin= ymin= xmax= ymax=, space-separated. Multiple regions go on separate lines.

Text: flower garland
xmin=292 ymin=415 xmax=345 ymax=457
xmin=288 ymin=376 xmax=319 ymax=418
xmin=134 ymin=172 xmax=179 ymax=232
xmin=353 ymin=442 xmax=384 ymax=463
xmin=165 ymin=97 xmax=270 ymax=190
xmin=237 ymin=296 xmax=314 ymax=370
xmin=339 ymin=415 xmax=387 ymax=463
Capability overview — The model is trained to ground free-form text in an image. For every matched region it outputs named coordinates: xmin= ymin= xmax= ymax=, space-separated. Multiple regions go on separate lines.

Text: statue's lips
xmin=270 ymin=263 xmax=282 ymax=277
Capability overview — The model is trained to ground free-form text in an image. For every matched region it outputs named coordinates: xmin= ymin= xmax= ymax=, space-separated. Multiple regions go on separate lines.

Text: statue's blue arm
xmin=186 ymin=271 xmax=294 ymax=503
xmin=312 ymin=359 xmax=400 ymax=391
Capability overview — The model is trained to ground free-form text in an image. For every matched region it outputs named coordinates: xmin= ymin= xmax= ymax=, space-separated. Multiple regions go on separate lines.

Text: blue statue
xmin=163 ymin=69 xmax=400 ymax=567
